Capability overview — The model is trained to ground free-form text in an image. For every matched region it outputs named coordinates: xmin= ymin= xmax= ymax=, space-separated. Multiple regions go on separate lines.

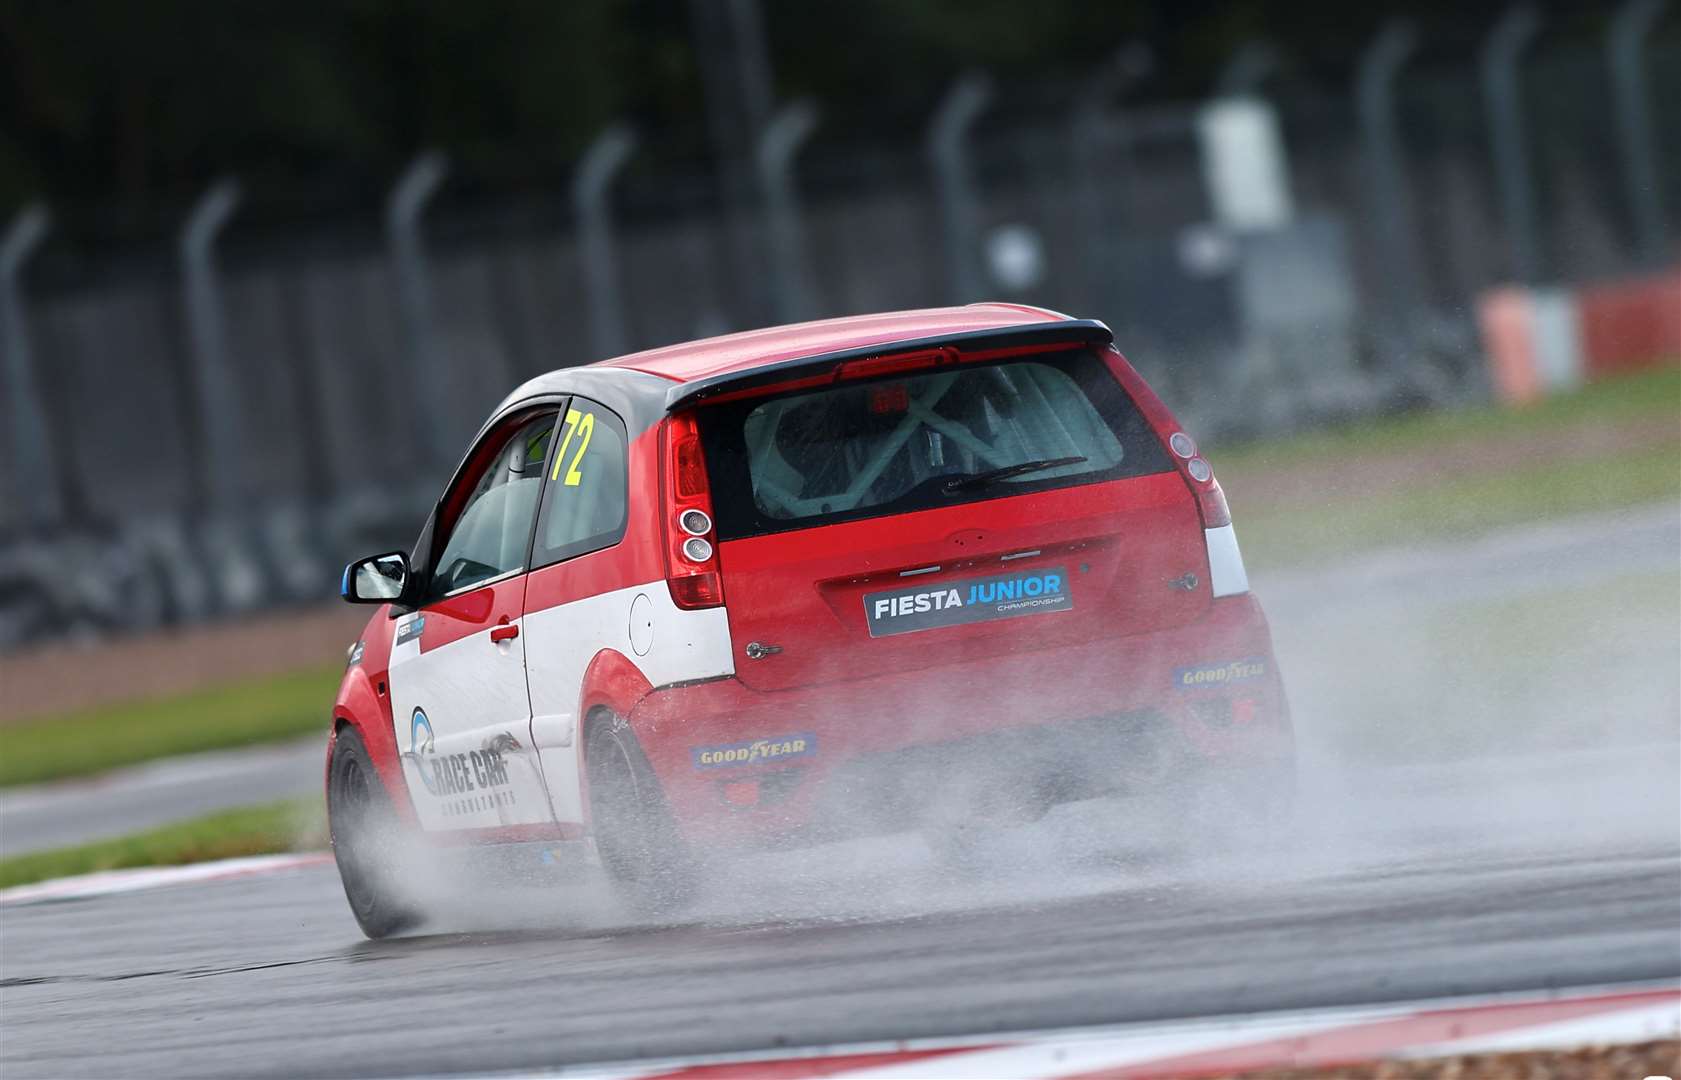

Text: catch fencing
xmin=0 ymin=7 xmax=1675 ymax=647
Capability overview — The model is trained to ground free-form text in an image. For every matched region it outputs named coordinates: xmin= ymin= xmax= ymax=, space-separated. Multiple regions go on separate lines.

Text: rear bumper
xmin=628 ymin=593 xmax=1291 ymax=846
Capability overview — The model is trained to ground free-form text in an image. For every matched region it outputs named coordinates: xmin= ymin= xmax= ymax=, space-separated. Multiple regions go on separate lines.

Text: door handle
xmin=490 ymin=620 xmax=519 ymax=643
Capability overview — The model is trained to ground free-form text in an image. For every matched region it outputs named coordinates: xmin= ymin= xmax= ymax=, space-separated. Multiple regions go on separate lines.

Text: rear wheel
xmin=328 ymin=726 xmax=420 ymax=939
xmin=586 ymin=714 xmax=696 ymax=915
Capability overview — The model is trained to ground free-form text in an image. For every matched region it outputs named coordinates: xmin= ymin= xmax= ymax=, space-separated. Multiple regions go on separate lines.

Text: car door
xmin=520 ymin=398 xmax=639 ymax=827
xmin=388 ymin=409 xmax=561 ymax=832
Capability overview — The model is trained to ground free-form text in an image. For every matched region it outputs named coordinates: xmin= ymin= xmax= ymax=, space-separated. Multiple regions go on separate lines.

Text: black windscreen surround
xmin=697 ymin=350 xmax=1173 ymax=541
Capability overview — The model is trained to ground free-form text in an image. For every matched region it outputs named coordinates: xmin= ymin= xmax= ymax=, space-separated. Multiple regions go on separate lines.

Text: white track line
xmin=0 ymin=852 xmax=331 ymax=905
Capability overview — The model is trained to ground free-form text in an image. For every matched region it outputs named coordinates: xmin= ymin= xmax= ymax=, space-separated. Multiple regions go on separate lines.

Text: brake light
xmin=661 ymin=412 xmax=724 ymax=609
xmin=673 ymin=431 xmax=709 ymax=499
xmin=836 ymin=348 xmax=954 ymax=381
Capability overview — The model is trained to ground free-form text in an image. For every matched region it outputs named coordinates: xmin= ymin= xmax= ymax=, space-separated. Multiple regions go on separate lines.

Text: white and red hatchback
xmin=328 ymin=305 xmax=1292 ymax=936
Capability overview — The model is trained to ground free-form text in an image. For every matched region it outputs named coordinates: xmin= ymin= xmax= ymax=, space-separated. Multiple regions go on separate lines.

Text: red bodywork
xmin=331 ymin=305 xmax=1291 ymax=850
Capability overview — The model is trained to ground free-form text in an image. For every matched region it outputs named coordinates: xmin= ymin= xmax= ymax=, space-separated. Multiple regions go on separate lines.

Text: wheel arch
xmin=576 ymin=648 xmax=654 ymax=743
xmin=331 ymin=665 xmax=415 ymax=824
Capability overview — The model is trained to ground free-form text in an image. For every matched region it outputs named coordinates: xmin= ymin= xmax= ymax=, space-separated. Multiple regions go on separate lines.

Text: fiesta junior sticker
xmin=863 ymin=566 xmax=1072 ymax=638
xmin=1174 ymin=657 xmax=1267 ymax=690
xmin=692 ymin=734 xmax=816 ymax=770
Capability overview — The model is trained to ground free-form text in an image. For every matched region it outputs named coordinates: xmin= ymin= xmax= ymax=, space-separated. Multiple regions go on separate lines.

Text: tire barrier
xmin=1478 ymin=267 xmax=1681 ymax=405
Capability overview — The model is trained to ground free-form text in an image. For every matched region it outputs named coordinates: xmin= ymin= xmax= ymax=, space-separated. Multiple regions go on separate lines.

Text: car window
xmin=532 ymin=400 xmax=628 ymax=567
xmin=427 ymin=412 xmax=557 ymax=598
xmin=699 ymin=351 xmax=1172 ymax=540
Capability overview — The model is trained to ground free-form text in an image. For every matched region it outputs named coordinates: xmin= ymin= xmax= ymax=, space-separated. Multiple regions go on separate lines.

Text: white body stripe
xmin=523 ymin=579 xmax=734 ymax=824
xmin=1205 ymin=524 xmax=1250 ymax=597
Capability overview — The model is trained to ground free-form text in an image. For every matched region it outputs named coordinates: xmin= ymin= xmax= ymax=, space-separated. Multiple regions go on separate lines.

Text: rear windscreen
xmin=697 ymin=350 xmax=1174 ymax=540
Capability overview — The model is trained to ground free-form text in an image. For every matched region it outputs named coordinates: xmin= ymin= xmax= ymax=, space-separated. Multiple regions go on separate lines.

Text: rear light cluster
xmin=1100 ymin=345 xmax=1247 ymax=597
xmin=1163 ymin=428 xmax=1231 ymax=528
xmin=1099 ymin=348 xmax=1230 ymax=529
xmin=661 ymin=412 xmax=725 ymax=609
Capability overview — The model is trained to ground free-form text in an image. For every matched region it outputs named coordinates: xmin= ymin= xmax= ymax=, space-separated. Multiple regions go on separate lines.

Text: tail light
xmin=661 ymin=412 xmax=724 ymax=609
xmin=1184 ymin=460 xmax=1232 ymax=529
xmin=1100 ymin=346 xmax=1247 ymax=596
xmin=1099 ymin=348 xmax=1231 ymax=528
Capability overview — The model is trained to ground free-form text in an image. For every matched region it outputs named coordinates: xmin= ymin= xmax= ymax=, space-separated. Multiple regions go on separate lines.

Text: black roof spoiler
xmin=664 ymin=318 xmax=1114 ymax=412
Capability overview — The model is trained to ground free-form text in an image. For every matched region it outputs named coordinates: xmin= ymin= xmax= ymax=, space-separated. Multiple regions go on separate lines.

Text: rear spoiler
xmin=664 ymin=319 xmax=1114 ymax=412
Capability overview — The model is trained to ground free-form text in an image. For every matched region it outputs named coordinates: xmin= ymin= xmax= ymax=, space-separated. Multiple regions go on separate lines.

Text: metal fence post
xmin=1481 ymin=7 xmax=1544 ymax=283
xmin=1608 ymin=0 xmax=1670 ymax=266
xmin=179 ymin=179 xmax=244 ymax=515
xmin=1356 ymin=20 xmax=1424 ymax=336
xmin=1216 ymin=41 xmax=1281 ymax=97
xmin=928 ymin=73 xmax=995 ymax=304
xmin=0 ymin=204 xmax=62 ymax=531
xmin=1070 ymin=43 xmax=1153 ymax=315
xmin=757 ymin=99 xmax=821 ymax=323
xmin=573 ymin=125 xmax=638 ymax=361
xmin=385 ymin=151 xmax=451 ymax=473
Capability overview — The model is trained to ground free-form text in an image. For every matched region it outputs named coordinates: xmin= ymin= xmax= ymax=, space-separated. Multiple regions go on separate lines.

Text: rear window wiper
xmin=942 ymin=456 xmax=1089 ymax=493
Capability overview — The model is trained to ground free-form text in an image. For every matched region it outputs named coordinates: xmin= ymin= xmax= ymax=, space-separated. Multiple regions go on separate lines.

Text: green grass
xmin=0 ymin=798 xmax=323 ymax=890
xmin=1222 ymin=365 xmax=1681 ymax=569
xmin=1235 ymin=440 xmax=1680 ymax=569
xmin=1221 ymin=363 xmax=1680 ymax=470
xmin=0 ymin=664 xmax=341 ymax=788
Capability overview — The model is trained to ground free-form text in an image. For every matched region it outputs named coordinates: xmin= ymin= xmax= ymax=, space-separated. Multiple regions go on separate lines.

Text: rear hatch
xmin=695 ymin=346 xmax=1208 ymax=692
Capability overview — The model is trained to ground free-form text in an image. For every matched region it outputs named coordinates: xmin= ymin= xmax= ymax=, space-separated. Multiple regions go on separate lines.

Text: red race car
xmin=327 ymin=305 xmax=1293 ymax=937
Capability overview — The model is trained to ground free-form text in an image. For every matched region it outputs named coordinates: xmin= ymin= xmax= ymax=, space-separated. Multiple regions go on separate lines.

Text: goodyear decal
xmin=692 ymin=733 xmax=816 ymax=770
xmin=1174 ymin=657 xmax=1267 ymax=690
xmin=863 ymin=566 xmax=1072 ymax=638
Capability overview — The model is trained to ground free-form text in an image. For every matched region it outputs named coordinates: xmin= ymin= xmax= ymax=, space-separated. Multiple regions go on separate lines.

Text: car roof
xmin=589 ymin=303 xmax=1070 ymax=384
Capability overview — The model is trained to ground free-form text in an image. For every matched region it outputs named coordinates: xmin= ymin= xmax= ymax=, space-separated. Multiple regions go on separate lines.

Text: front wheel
xmin=327 ymin=726 xmax=421 ymax=939
xmin=585 ymin=714 xmax=696 ymax=915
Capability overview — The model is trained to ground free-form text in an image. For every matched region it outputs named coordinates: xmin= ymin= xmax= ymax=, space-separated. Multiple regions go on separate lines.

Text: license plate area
xmin=863 ymin=565 xmax=1073 ymax=638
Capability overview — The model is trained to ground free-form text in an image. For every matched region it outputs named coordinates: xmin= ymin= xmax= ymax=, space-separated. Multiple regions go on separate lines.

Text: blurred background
xmin=0 ymin=0 xmax=1676 ymax=649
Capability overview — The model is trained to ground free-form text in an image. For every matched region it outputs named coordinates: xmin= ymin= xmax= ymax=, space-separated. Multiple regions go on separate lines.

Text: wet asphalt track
xmin=2 ymin=822 xmax=1676 ymax=1078
xmin=2 ymin=505 xmax=1678 ymax=1078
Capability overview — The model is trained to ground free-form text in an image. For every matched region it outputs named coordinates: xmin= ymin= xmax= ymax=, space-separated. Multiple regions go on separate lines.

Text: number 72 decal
xmin=551 ymin=408 xmax=595 ymax=486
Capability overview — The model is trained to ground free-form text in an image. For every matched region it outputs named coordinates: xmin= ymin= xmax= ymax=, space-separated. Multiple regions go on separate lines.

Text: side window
xmin=532 ymin=400 xmax=628 ymax=567
xmin=427 ymin=412 xmax=558 ymax=599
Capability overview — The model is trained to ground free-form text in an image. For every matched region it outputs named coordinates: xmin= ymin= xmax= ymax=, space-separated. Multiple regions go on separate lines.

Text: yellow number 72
xmin=551 ymin=408 xmax=595 ymax=487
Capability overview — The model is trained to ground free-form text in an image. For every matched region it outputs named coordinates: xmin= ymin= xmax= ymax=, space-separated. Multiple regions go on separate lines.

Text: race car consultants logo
xmin=402 ymin=706 xmax=517 ymax=816
xmin=863 ymin=566 xmax=1072 ymax=638
xmin=1174 ymin=657 xmax=1267 ymax=690
xmin=405 ymin=707 xmax=440 ymax=794
xmin=692 ymin=734 xmax=816 ymax=769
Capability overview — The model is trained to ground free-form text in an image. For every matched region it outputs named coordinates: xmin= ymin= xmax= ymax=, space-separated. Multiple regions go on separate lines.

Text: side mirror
xmin=342 ymin=551 xmax=410 ymax=604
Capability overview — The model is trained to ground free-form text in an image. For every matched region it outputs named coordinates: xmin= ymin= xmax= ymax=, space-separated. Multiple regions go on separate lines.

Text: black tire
xmin=585 ymin=714 xmax=696 ymax=914
xmin=327 ymin=725 xmax=420 ymax=939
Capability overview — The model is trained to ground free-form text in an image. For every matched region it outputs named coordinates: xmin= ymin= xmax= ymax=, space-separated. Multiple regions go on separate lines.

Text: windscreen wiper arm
xmin=942 ymin=456 xmax=1088 ymax=493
